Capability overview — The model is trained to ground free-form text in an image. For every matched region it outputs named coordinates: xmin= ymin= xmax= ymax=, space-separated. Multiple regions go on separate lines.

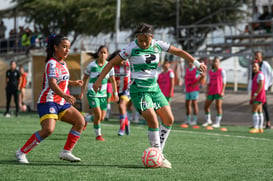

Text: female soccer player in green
xmin=93 ymin=23 xmax=207 ymax=168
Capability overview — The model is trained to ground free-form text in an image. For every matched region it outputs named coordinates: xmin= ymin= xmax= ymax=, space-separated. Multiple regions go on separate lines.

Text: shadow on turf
xmin=0 ymin=160 xmax=145 ymax=169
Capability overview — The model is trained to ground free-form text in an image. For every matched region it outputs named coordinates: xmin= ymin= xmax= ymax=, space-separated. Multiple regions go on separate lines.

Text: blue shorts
xmin=185 ymin=91 xmax=199 ymax=100
xmin=37 ymin=102 xmax=71 ymax=123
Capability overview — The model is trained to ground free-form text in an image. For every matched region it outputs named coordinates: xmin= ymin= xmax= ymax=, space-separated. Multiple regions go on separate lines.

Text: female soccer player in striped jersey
xmin=249 ymin=60 xmax=266 ymax=133
xmin=79 ymin=46 xmax=119 ymax=141
xmin=108 ymin=50 xmax=132 ymax=136
xmin=16 ymin=34 xmax=85 ymax=163
xmin=93 ymin=23 xmax=207 ymax=168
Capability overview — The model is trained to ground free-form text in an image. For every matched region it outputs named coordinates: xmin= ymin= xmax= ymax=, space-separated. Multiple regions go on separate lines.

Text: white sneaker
xmin=5 ymin=113 xmax=11 ymax=118
xmin=160 ymin=158 xmax=172 ymax=168
xmin=15 ymin=149 xmax=29 ymax=164
xmin=202 ymin=120 xmax=212 ymax=127
xmin=212 ymin=123 xmax=220 ymax=128
xmin=59 ymin=150 xmax=81 ymax=162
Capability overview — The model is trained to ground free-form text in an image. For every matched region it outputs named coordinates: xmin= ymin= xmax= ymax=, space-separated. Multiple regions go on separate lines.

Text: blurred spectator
xmin=0 ymin=20 xmax=7 ymax=39
xmin=21 ymin=28 xmax=32 ymax=56
xmin=251 ymin=6 xmax=261 ymax=31
xmin=258 ymin=5 xmax=272 ymax=32
xmin=17 ymin=26 xmax=24 ymax=51
xmin=9 ymin=29 xmax=17 ymax=51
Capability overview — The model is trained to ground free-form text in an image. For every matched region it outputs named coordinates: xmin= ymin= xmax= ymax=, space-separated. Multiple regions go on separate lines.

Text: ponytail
xmin=45 ymin=34 xmax=68 ymax=62
xmin=88 ymin=45 xmax=108 ymax=59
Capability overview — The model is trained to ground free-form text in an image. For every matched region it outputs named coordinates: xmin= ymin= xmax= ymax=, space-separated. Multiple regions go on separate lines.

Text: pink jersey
xmin=37 ymin=58 xmax=70 ymax=105
xmin=251 ymin=71 xmax=266 ymax=104
xmin=114 ymin=61 xmax=130 ymax=93
xmin=208 ymin=68 xmax=223 ymax=95
xmin=158 ymin=69 xmax=174 ymax=97
xmin=107 ymin=82 xmax=113 ymax=94
xmin=185 ymin=67 xmax=200 ymax=93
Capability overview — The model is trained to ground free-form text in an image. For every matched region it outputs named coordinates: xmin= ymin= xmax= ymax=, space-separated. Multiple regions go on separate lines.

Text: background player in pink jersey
xmin=16 ymin=34 xmax=85 ymax=164
xmin=202 ymin=57 xmax=226 ymax=128
xmin=180 ymin=61 xmax=204 ymax=128
xmin=158 ymin=59 xmax=175 ymax=104
xmin=249 ymin=60 xmax=266 ymax=133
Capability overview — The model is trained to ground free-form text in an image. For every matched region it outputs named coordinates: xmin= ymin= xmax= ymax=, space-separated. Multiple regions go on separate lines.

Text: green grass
xmin=1 ymin=112 xmax=273 ymax=181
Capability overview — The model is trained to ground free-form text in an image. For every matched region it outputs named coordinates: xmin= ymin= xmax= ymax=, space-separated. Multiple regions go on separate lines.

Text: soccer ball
xmin=142 ymin=147 xmax=163 ymax=168
xmin=20 ymin=105 xmax=27 ymax=112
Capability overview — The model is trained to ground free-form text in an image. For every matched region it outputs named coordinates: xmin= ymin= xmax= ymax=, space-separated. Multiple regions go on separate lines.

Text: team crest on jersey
xmin=49 ymin=107 xmax=56 ymax=114
xmin=153 ymin=46 xmax=159 ymax=53
xmin=141 ymin=99 xmax=149 ymax=109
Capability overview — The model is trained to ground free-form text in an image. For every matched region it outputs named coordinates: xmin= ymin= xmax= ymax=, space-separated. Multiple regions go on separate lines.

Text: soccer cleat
xmin=59 ymin=150 xmax=81 ymax=162
xmin=15 ymin=149 xmax=29 ymax=164
xmin=96 ymin=135 xmax=105 ymax=141
xmin=118 ymin=129 xmax=124 ymax=136
xmin=259 ymin=129 xmax=264 ymax=133
xmin=212 ymin=123 xmax=220 ymax=128
xmin=249 ymin=128 xmax=259 ymax=133
xmin=202 ymin=120 xmax=212 ymax=127
xmin=125 ymin=124 xmax=130 ymax=135
xmin=180 ymin=123 xmax=189 ymax=128
xmin=160 ymin=158 xmax=172 ymax=168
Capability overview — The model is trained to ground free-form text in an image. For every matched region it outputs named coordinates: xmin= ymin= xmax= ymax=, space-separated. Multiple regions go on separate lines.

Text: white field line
xmin=102 ymin=124 xmax=272 ymax=141
xmin=171 ymin=129 xmax=272 ymax=141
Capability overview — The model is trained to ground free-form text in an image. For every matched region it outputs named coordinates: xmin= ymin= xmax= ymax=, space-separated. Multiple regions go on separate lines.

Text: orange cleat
xmin=96 ymin=135 xmax=105 ymax=141
xmin=259 ymin=129 xmax=264 ymax=133
xmin=180 ymin=124 xmax=189 ymax=128
xmin=249 ymin=128 xmax=259 ymax=133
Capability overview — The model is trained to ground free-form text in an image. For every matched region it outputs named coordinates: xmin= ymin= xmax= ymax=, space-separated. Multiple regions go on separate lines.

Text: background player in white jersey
xmin=80 ymin=45 xmax=119 ymax=141
xmin=108 ymin=50 xmax=132 ymax=136
xmin=93 ymin=23 xmax=207 ymax=168
xmin=16 ymin=34 xmax=85 ymax=163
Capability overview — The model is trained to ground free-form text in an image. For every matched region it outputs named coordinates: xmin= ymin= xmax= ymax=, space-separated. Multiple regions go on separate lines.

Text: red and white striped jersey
xmin=114 ymin=61 xmax=130 ymax=93
xmin=37 ymin=58 xmax=70 ymax=105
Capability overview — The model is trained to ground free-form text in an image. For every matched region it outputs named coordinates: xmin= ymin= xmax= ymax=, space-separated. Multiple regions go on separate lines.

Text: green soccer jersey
xmin=84 ymin=60 xmax=115 ymax=97
xmin=119 ymin=39 xmax=170 ymax=93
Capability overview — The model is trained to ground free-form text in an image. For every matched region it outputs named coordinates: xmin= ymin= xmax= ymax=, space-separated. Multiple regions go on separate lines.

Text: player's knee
xmin=42 ymin=127 xmax=55 ymax=137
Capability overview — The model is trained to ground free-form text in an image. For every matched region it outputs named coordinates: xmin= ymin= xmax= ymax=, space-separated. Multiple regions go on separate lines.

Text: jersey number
xmin=145 ymin=54 xmax=156 ymax=64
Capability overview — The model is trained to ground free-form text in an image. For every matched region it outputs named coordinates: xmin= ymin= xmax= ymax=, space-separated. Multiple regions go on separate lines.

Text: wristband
xmin=193 ymin=60 xmax=201 ymax=69
xmin=254 ymin=92 xmax=258 ymax=96
xmin=114 ymin=92 xmax=118 ymax=96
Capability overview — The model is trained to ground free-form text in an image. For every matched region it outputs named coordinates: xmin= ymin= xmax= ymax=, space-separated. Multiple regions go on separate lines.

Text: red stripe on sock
xmin=21 ymin=133 xmax=40 ymax=154
xmin=120 ymin=119 xmax=126 ymax=130
xmin=63 ymin=132 xmax=80 ymax=151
